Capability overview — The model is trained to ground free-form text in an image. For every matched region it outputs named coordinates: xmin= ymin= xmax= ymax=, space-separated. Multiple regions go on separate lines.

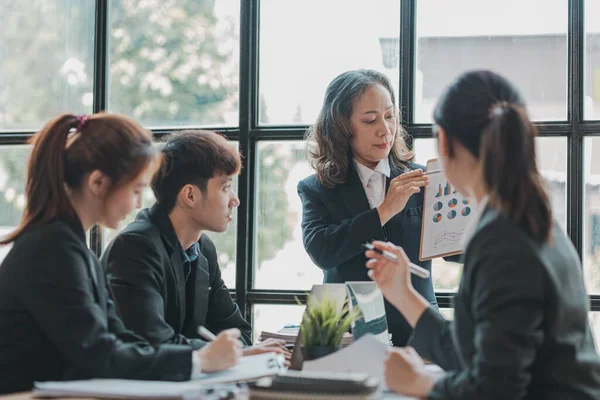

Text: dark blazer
xmin=298 ymin=160 xmax=436 ymax=346
xmin=101 ymin=204 xmax=252 ymax=348
xmin=0 ymin=216 xmax=192 ymax=395
xmin=409 ymin=207 xmax=600 ymax=399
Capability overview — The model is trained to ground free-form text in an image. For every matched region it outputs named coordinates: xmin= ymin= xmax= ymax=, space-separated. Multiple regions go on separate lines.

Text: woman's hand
xmin=365 ymin=241 xmax=413 ymax=302
xmin=365 ymin=241 xmax=430 ymax=327
xmin=385 ymin=347 xmax=438 ymax=397
xmin=377 ymin=169 xmax=428 ymax=225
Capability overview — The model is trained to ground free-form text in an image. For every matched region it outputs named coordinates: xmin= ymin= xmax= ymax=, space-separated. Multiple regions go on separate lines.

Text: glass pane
xmin=109 ymin=0 xmax=240 ymax=128
xmin=102 ymin=141 xmax=239 ymax=288
xmin=0 ymin=146 xmax=30 ymax=262
xmin=413 ymin=137 xmax=567 ymax=291
xmin=415 ymin=0 xmax=568 ymax=122
xmin=584 ymin=137 xmax=600 ymax=294
xmin=252 ymin=304 xmax=306 ymax=344
xmin=438 ymin=308 xmax=455 ymax=321
xmin=585 ymin=0 xmax=600 ymax=120
xmin=259 ymin=0 xmax=400 ymax=125
xmin=589 ymin=312 xmax=600 ymax=346
xmin=254 ymin=141 xmax=322 ymax=289
xmin=0 ymin=1 xmax=95 ymax=130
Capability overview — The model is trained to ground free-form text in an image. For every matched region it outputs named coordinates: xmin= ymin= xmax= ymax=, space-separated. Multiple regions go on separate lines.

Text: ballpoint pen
xmin=422 ymin=169 xmax=442 ymax=176
xmin=362 ymin=242 xmax=430 ymax=279
xmin=197 ymin=325 xmax=217 ymax=341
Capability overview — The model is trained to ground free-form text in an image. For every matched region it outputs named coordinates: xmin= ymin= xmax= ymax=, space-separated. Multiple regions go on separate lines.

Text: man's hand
xmin=195 ymin=328 xmax=243 ymax=372
xmin=243 ymin=338 xmax=291 ymax=366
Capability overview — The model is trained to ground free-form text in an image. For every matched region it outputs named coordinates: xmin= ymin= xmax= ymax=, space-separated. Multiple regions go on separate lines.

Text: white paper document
xmin=193 ymin=352 xmax=285 ymax=384
xmin=33 ymin=353 xmax=284 ymax=399
xmin=34 ymin=379 xmax=208 ymax=399
xmin=302 ymin=334 xmax=389 ymax=389
xmin=420 ymin=158 xmax=476 ymax=260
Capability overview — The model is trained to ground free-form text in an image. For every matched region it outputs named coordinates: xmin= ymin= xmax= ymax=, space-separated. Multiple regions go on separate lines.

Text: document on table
xmin=302 ymin=334 xmax=389 ymax=389
xmin=33 ymin=353 xmax=285 ymax=399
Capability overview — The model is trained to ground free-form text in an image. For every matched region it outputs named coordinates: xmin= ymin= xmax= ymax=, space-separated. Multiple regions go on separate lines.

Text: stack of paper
xmin=33 ymin=353 xmax=286 ymax=399
xmin=34 ymin=379 xmax=223 ymax=399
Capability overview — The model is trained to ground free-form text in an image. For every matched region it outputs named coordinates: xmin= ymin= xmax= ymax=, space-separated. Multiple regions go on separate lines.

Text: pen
xmin=423 ymin=169 xmax=442 ymax=176
xmin=197 ymin=326 xmax=217 ymax=341
xmin=362 ymin=243 xmax=431 ymax=279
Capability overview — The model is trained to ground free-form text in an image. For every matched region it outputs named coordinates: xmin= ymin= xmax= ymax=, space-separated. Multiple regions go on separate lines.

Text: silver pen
xmin=363 ymin=242 xmax=430 ymax=279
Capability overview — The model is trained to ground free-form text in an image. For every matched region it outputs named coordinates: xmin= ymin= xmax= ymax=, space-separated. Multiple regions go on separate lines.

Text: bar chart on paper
xmin=420 ymin=159 xmax=477 ymax=260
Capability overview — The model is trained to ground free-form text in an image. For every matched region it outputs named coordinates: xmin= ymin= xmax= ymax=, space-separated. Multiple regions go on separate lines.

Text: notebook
xmin=249 ymin=370 xmax=380 ymax=400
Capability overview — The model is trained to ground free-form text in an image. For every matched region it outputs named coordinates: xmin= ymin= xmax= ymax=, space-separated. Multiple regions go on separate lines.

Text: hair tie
xmin=488 ymin=101 xmax=510 ymax=119
xmin=76 ymin=115 xmax=88 ymax=132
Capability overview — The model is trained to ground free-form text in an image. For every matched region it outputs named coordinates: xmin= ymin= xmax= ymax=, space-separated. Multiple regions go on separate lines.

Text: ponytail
xmin=480 ymin=104 xmax=552 ymax=243
xmin=0 ymin=115 xmax=80 ymax=244
xmin=1 ymin=113 xmax=157 ymax=245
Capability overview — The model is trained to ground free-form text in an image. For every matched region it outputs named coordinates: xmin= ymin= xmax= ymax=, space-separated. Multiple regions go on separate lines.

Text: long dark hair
xmin=306 ymin=69 xmax=414 ymax=188
xmin=433 ymin=70 xmax=552 ymax=243
xmin=1 ymin=113 xmax=157 ymax=244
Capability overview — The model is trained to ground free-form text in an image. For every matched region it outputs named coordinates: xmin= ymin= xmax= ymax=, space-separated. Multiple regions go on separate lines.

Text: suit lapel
xmin=193 ymin=251 xmax=211 ymax=327
xmin=340 ymin=163 xmax=372 ymax=218
xmin=386 ymin=160 xmax=410 ymax=223
xmin=148 ymin=204 xmax=188 ymax=331
xmin=85 ymin=250 xmax=103 ymax=307
xmin=168 ymin=248 xmax=187 ymax=331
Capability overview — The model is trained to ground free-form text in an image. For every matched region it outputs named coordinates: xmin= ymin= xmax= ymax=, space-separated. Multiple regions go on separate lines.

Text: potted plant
xmin=298 ymin=292 xmax=362 ymax=361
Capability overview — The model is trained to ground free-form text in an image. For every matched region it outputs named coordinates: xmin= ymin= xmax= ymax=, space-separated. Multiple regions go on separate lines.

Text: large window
xmin=254 ymin=141 xmax=320 ymax=289
xmin=0 ymin=1 xmax=95 ymax=130
xmin=584 ymin=137 xmax=600 ymax=294
xmin=0 ymin=146 xmax=30 ymax=262
xmin=109 ymin=0 xmax=240 ymax=128
xmin=258 ymin=0 xmax=400 ymax=125
xmin=415 ymin=0 xmax=568 ymax=122
xmin=1 ymin=0 xmax=600 ymax=344
xmin=585 ymin=0 xmax=600 ymax=120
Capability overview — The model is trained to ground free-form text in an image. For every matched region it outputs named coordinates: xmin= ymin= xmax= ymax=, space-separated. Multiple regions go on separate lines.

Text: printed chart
xmin=420 ymin=159 xmax=477 ymax=260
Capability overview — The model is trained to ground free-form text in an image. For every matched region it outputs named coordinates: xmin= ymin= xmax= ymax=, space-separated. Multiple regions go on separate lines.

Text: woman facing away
xmin=366 ymin=70 xmax=600 ymax=399
xmin=0 ymin=113 xmax=242 ymax=394
xmin=298 ymin=69 xmax=449 ymax=346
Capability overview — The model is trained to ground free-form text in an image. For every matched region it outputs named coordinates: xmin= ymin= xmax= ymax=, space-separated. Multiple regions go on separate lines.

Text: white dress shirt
xmin=353 ymin=158 xmax=391 ymax=209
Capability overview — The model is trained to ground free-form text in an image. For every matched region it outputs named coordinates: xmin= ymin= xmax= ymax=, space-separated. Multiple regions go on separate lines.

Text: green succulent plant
xmin=297 ymin=292 xmax=362 ymax=347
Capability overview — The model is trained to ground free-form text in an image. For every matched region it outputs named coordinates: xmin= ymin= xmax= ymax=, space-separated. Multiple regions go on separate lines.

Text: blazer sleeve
xmin=203 ymin=239 xmax=253 ymax=345
xmin=22 ymin=233 xmax=193 ymax=381
xmin=105 ymin=233 xmax=206 ymax=349
xmin=428 ymin=229 xmax=545 ymax=400
xmin=297 ymin=179 xmax=387 ymax=269
xmin=408 ymin=307 xmax=464 ymax=371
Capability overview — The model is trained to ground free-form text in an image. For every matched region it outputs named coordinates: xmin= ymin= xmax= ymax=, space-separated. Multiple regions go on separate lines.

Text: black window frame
xmin=2 ymin=0 xmax=599 ymax=333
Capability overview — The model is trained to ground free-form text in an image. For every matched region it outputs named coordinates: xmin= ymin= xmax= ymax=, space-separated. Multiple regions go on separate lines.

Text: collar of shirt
xmin=353 ymin=157 xmax=391 ymax=188
xmin=461 ymin=195 xmax=490 ymax=248
xmin=179 ymin=241 xmax=200 ymax=264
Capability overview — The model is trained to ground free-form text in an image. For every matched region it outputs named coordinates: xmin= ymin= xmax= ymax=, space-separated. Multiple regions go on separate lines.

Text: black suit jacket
xmin=0 ymin=216 xmax=192 ymax=395
xmin=409 ymin=207 xmax=600 ymax=399
xmin=297 ymin=160 xmax=437 ymax=346
xmin=101 ymin=204 xmax=252 ymax=347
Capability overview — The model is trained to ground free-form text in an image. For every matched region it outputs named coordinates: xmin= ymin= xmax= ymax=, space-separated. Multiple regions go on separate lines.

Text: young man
xmin=101 ymin=130 xmax=287 ymax=357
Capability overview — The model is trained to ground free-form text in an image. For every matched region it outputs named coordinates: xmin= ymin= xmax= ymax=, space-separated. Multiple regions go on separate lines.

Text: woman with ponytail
xmin=0 ymin=114 xmax=242 ymax=394
xmin=365 ymin=71 xmax=600 ymax=399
